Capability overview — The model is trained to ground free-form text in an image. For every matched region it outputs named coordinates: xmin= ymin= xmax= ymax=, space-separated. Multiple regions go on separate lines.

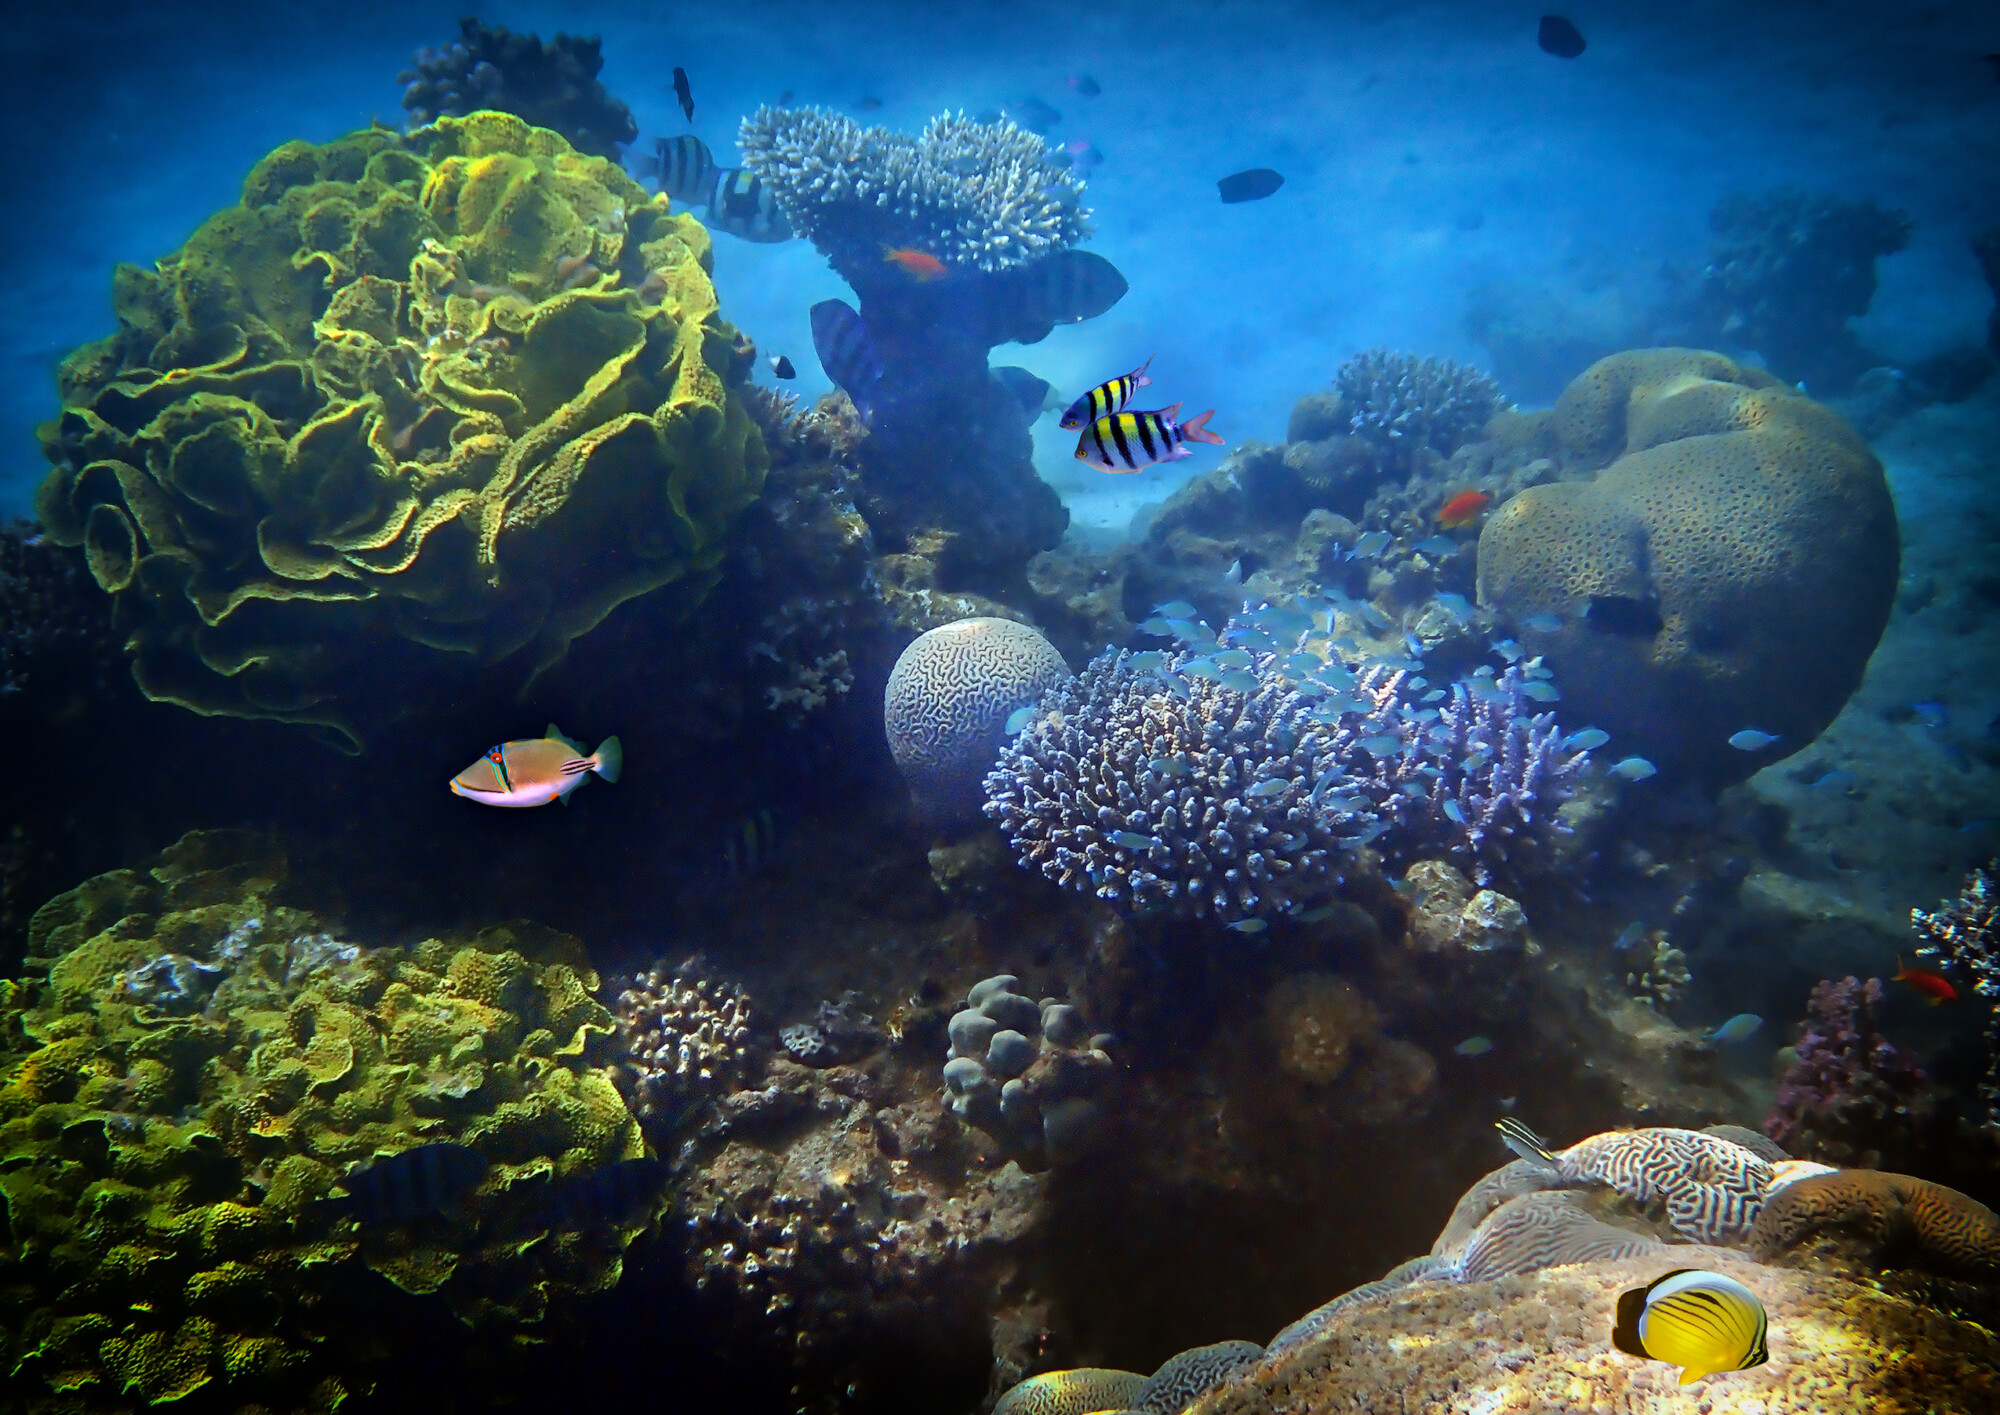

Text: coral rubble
xmin=0 ymin=831 xmax=646 ymax=1410
xmin=399 ymin=18 xmax=638 ymax=158
xmin=35 ymin=114 xmax=766 ymax=748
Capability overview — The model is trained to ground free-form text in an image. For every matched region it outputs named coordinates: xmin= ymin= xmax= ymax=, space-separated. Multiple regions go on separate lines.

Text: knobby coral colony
xmin=1915 ymin=862 xmax=2000 ymax=1119
xmin=983 ymin=608 xmax=1586 ymax=923
xmin=34 ymin=113 xmax=766 ymax=749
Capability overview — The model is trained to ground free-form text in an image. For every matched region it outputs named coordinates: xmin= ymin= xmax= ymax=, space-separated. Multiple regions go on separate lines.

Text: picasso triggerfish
xmin=450 ymin=726 xmax=623 ymax=808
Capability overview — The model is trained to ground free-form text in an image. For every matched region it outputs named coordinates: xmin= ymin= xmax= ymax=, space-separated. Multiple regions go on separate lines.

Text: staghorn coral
xmin=0 ymin=830 xmax=646 ymax=1410
xmin=1478 ymin=348 xmax=1898 ymax=784
xmin=1766 ymin=976 xmax=1934 ymax=1166
xmin=1915 ymin=863 xmax=2000 ymax=1119
xmin=886 ymin=617 xmax=1074 ymax=825
xmin=737 ymin=106 xmax=1090 ymax=278
xmin=611 ymin=958 xmax=754 ymax=1136
xmin=398 ymin=18 xmax=638 ymax=159
xmin=35 ymin=114 xmax=766 ymax=749
xmin=1333 ymin=348 xmax=1506 ymax=470
xmin=942 ymin=973 xmax=1114 ymax=1169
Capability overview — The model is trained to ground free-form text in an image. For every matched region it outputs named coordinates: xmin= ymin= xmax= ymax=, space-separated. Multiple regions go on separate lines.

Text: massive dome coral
xmin=35 ymin=113 xmax=766 ymax=748
xmin=1476 ymin=349 xmax=1897 ymax=784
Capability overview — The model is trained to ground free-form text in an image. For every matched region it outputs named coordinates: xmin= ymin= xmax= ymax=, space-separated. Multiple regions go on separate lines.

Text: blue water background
xmin=5 ymin=0 xmax=1996 ymax=530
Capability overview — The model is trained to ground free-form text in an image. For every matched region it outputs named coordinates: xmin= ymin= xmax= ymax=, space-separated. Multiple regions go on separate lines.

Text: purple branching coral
xmin=1915 ymin=862 xmax=2000 ymax=1119
xmin=982 ymin=613 xmax=1587 ymax=922
xmin=1766 ymin=976 xmax=1931 ymax=1167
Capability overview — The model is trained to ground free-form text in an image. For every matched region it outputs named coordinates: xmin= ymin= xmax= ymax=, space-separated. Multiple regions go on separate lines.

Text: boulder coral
xmin=35 ymin=113 xmax=766 ymax=748
xmin=1477 ymin=349 xmax=1897 ymax=784
xmin=0 ymin=830 xmax=647 ymax=1410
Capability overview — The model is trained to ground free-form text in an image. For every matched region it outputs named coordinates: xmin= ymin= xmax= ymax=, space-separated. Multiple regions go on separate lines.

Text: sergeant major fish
xmin=706 ymin=169 xmax=794 ymax=242
xmin=1075 ymin=402 xmax=1223 ymax=473
xmin=451 ymin=726 xmax=623 ymax=807
xmin=320 ymin=1142 xmax=489 ymax=1224
xmin=640 ymin=134 xmax=717 ymax=204
xmin=1060 ymin=356 xmax=1155 ymax=429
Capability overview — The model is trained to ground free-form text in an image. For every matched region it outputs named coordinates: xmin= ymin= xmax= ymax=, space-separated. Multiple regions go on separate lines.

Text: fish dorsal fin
xmin=547 ymin=723 xmax=585 ymax=754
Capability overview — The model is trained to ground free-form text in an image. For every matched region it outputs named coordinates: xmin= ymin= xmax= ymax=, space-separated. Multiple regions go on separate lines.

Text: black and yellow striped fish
xmin=642 ymin=134 xmax=717 ymax=205
xmin=1074 ymin=401 xmax=1224 ymax=474
xmin=707 ymin=169 xmax=794 ymax=242
xmin=1059 ymin=356 xmax=1154 ymax=429
xmin=1612 ymin=1268 xmax=1769 ymax=1384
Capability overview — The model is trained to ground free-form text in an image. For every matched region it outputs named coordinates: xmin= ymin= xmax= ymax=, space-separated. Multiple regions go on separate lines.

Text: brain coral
xmin=1749 ymin=1168 xmax=2000 ymax=1281
xmin=34 ymin=112 xmax=766 ymax=748
xmin=885 ymin=617 xmax=1073 ymax=824
xmin=0 ymin=830 xmax=647 ymax=1409
xmin=1476 ymin=348 xmax=1897 ymax=784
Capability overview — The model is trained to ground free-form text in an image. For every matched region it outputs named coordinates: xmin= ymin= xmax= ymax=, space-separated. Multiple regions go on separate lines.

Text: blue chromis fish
xmin=451 ymin=727 xmax=622 ymax=807
xmin=1728 ymin=729 xmax=1781 ymax=752
xmin=1075 ymin=402 xmax=1224 ymax=473
xmin=1565 ymin=728 xmax=1611 ymax=752
xmin=1612 ymin=1268 xmax=1769 ymax=1385
xmin=1108 ymin=831 xmax=1156 ymax=850
xmin=321 ymin=1143 xmax=489 ymax=1224
xmin=1137 ymin=617 xmax=1178 ymax=635
xmin=1226 ymin=918 xmax=1268 ymax=934
xmin=1153 ymin=600 xmax=1200 ymax=619
xmin=1215 ymin=649 xmax=1254 ymax=669
xmin=1704 ymin=1013 xmax=1763 ymax=1045
xmin=1610 ymin=756 xmax=1658 ymax=781
xmin=1349 ymin=530 xmax=1391 ymax=560
xmin=1182 ymin=657 xmax=1222 ymax=681
xmin=1060 ymin=355 xmax=1155 ymax=429
xmin=1005 ymin=705 xmax=1039 ymax=734
xmin=1520 ymin=680 xmax=1561 ymax=703
xmin=1219 ymin=670 xmax=1260 ymax=692
xmin=1244 ymin=779 xmax=1291 ymax=799
xmin=1453 ymin=1035 xmax=1494 ymax=1056
xmin=1521 ymin=613 xmax=1565 ymax=633
xmin=706 ymin=168 xmax=795 ymax=241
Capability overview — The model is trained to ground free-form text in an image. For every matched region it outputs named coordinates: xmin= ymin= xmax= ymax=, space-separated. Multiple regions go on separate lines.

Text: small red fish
xmin=883 ymin=246 xmax=949 ymax=282
xmin=1436 ymin=490 xmax=1492 ymax=529
xmin=1893 ymin=957 xmax=1958 ymax=1005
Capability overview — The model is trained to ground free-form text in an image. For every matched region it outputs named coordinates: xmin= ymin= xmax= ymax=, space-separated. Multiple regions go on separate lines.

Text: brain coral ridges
xmin=35 ymin=112 xmax=767 ymax=749
xmin=0 ymin=829 xmax=650 ymax=1411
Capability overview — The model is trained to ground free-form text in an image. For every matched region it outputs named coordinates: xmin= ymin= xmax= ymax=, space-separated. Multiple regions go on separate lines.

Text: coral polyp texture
xmin=885 ymin=616 xmax=1074 ymax=824
xmin=1477 ymin=348 xmax=1898 ymax=784
xmin=1332 ymin=347 xmax=1506 ymax=469
xmin=737 ymin=105 xmax=1090 ymax=277
xmin=0 ymin=830 xmax=648 ymax=1410
xmin=398 ymin=18 xmax=638 ymax=159
xmin=35 ymin=113 xmax=766 ymax=747
xmin=1765 ymin=975 xmax=1934 ymax=1167
xmin=1914 ymin=862 xmax=2000 ymax=1118
xmin=611 ymin=958 xmax=754 ymax=1135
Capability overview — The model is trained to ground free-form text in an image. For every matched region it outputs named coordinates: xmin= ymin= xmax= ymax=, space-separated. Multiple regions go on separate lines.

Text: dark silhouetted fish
xmin=1538 ymin=16 xmax=1586 ymax=58
xmin=1585 ymin=595 xmax=1664 ymax=637
xmin=810 ymin=300 xmax=884 ymax=418
xmin=641 ymin=135 xmax=717 ymax=205
xmin=323 ymin=1143 xmax=489 ymax=1224
xmin=1009 ymin=96 xmax=1062 ymax=133
xmin=769 ymin=353 xmax=796 ymax=379
xmin=993 ymin=366 xmax=1056 ymax=419
xmin=1217 ymin=169 xmax=1284 ymax=203
xmin=1000 ymin=249 xmax=1129 ymax=341
xmin=1068 ymin=74 xmax=1101 ymax=97
xmin=673 ymin=66 xmax=695 ymax=121
xmin=721 ymin=807 xmax=780 ymax=878
xmin=707 ymin=170 xmax=794 ymax=242
xmin=857 ymin=95 xmax=883 ymax=112
xmin=538 ymin=1158 xmax=671 ymax=1229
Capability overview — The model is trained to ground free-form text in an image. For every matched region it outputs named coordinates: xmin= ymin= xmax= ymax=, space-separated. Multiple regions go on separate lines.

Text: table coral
xmin=35 ymin=113 xmax=766 ymax=748
xmin=0 ymin=830 xmax=647 ymax=1411
xmin=1477 ymin=347 xmax=1898 ymax=784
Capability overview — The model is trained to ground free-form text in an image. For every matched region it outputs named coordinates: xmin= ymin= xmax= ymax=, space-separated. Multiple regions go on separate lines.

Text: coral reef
xmin=398 ymin=18 xmax=638 ymax=159
xmin=1328 ymin=348 xmax=1506 ymax=472
xmin=35 ymin=114 xmax=766 ymax=748
xmin=0 ymin=831 xmax=647 ymax=1410
xmin=0 ymin=521 xmax=120 ymax=705
xmin=1765 ymin=976 xmax=1937 ymax=1168
xmin=1749 ymin=1168 xmax=2000 ymax=1282
xmin=1477 ymin=348 xmax=1898 ymax=784
xmin=612 ymin=958 xmax=754 ymax=1135
xmin=1914 ymin=862 xmax=2000 ymax=1118
xmin=886 ymin=617 xmax=1073 ymax=825
xmin=941 ymin=973 xmax=1115 ymax=1169
xmin=1690 ymin=187 xmax=1913 ymax=395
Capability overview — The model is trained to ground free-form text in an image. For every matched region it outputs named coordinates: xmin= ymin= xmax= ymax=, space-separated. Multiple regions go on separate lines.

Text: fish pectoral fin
xmin=1677 ymin=1368 xmax=1713 ymax=1386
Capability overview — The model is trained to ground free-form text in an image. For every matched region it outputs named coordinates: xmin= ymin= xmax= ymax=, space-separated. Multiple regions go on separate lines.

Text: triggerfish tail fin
xmin=591 ymin=736 xmax=623 ymax=783
xmin=1496 ymin=1117 xmax=1557 ymax=1168
xmin=1179 ymin=408 xmax=1223 ymax=446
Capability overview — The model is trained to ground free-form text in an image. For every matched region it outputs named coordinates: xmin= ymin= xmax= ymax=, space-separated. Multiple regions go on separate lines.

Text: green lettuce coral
xmin=35 ymin=112 xmax=767 ymax=748
xmin=0 ymin=829 xmax=649 ymax=1410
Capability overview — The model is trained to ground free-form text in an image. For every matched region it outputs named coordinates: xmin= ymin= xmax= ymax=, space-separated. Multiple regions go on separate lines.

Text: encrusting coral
xmin=35 ymin=113 xmax=766 ymax=748
xmin=0 ymin=830 xmax=648 ymax=1410
xmin=1477 ymin=348 xmax=1898 ymax=784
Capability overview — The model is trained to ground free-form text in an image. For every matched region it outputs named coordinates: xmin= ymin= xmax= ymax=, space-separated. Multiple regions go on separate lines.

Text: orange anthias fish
xmin=1436 ymin=489 xmax=1493 ymax=529
xmin=450 ymin=725 xmax=623 ymax=808
xmin=883 ymin=245 xmax=950 ymax=281
xmin=1893 ymin=957 xmax=1958 ymax=1005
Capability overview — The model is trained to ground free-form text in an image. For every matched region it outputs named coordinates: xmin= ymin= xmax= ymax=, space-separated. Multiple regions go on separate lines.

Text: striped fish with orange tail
xmin=1059 ymin=356 xmax=1154 ymax=429
xmin=1075 ymin=402 xmax=1223 ymax=473
xmin=450 ymin=725 xmax=622 ymax=808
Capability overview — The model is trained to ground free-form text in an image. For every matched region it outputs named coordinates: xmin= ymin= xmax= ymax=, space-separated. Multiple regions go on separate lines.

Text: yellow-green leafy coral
xmin=35 ymin=112 xmax=767 ymax=748
xmin=0 ymin=830 xmax=647 ymax=1411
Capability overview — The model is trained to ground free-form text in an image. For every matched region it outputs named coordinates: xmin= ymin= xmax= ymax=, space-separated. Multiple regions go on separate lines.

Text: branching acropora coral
xmin=737 ymin=105 xmax=1090 ymax=275
xmin=1915 ymin=862 xmax=2000 ymax=1118
xmin=1334 ymin=349 xmax=1506 ymax=468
